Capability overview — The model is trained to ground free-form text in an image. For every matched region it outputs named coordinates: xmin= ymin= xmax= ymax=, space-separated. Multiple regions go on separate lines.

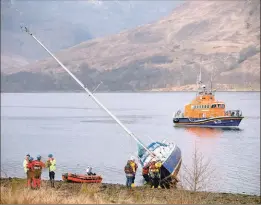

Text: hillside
xmin=1 ymin=55 xmax=30 ymax=74
xmin=1 ymin=0 xmax=260 ymax=92
xmin=1 ymin=0 xmax=181 ymax=71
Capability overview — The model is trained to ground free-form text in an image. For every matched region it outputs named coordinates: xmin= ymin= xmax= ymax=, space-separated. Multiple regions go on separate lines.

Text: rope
xmin=92 ymin=81 xmax=103 ymax=93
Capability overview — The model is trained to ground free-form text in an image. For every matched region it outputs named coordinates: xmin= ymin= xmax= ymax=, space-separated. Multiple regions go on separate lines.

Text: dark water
xmin=1 ymin=92 xmax=260 ymax=195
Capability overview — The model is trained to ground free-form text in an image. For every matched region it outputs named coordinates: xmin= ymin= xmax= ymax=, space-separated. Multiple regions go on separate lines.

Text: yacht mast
xmin=20 ymin=26 xmax=156 ymax=158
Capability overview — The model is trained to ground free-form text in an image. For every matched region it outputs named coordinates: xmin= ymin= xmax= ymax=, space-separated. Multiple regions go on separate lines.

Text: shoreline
xmin=1 ymin=83 xmax=260 ymax=93
xmin=1 ymin=177 xmax=260 ymax=204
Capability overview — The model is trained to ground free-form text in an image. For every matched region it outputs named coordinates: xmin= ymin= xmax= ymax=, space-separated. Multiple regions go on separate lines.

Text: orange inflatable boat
xmin=62 ymin=173 xmax=103 ymax=183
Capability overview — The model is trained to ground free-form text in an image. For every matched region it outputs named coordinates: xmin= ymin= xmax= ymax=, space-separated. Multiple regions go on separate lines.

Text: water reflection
xmin=185 ymin=127 xmax=222 ymax=138
xmin=174 ymin=126 xmax=243 ymax=138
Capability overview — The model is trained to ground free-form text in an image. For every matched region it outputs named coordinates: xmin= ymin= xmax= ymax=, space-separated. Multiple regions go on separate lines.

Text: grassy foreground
xmin=0 ymin=178 xmax=260 ymax=204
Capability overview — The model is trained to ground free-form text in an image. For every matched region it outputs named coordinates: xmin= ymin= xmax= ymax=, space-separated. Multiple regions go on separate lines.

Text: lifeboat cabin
xmin=173 ymin=85 xmax=244 ymax=127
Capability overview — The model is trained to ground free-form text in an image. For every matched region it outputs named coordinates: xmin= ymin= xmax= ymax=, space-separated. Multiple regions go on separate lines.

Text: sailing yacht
xmin=20 ymin=26 xmax=182 ymax=188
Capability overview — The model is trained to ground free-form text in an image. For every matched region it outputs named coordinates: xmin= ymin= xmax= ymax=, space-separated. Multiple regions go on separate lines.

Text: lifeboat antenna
xmin=199 ymin=66 xmax=202 ymax=86
xmin=210 ymin=71 xmax=213 ymax=93
xmin=196 ymin=65 xmax=202 ymax=97
xmin=20 ymin=26 xmax=157 ymax=158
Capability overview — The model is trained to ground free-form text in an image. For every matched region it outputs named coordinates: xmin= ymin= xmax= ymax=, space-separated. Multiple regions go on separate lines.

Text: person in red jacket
xmin=142 ymin=162 xmax=151 ymax=184
xmin=31 ymin=155 xmax=45 ymax=189
xmin=26 ymin=157 xmax=34 ymax=188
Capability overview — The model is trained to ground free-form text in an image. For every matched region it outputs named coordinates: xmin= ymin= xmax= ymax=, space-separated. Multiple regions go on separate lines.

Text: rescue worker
xmin=124 ymin=160 xmax=134 ymax=188
xmin=26 ymin=157 xmax=34 ymax=189
xmin=32 ymin=155 xmax=45 ymax=189
xmin=86 ymin=166 xmax=93 ymax=175
xmin=23 ymin=154 xmax=30 ymax=177
xmin=129 ymin=156 xmax=138 ymax=184
xmin=46 ymin=154 xmax=56 ymax=188
xmin=149 ymin=160 xmax=162 ymax=188
xmin=142 ymin=162 xmax=151 ymax=185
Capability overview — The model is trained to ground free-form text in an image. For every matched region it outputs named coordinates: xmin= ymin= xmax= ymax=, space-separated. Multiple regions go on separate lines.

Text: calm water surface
xmin=1 ymin=92 xmax=260 ymax=195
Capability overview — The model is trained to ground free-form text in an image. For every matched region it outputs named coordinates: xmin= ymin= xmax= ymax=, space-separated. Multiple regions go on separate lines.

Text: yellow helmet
xmin=155 ymin=161 xmax=162 ymax=168
xmin=131 ymin=183 xmax=135 ymax=188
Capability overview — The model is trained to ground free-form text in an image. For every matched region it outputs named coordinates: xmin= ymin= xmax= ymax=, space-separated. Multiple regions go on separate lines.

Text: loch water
xmin=1 ymin=92 xmax=260 ymax=195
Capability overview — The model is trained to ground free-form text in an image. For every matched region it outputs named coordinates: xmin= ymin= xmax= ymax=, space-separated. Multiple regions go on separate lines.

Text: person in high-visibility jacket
xmin=124 ymin=160 xmax=134 ymax=188
xmin=46 ymin=154 xmax=56 ymax=188
xmin=31 ymin=155 xmax=45 ymax=189
xmin=129 ymin=156 xmax=138 ymax=184
xmin=149 ymin=160 xmax=162 ymax=188
xmin=23 ymin=154 xmax=30 ymax=177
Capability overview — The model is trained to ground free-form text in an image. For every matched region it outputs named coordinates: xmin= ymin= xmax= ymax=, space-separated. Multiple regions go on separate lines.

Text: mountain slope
xmin=1 ymin=55 xmax=30 ymax=74
xmin=2 ymin=0 xmax=260 ymax=92
xmin=1 ymin=0 xmax=182 ymax=75
xmin=1 ymin=0 xmax=182 ymax=60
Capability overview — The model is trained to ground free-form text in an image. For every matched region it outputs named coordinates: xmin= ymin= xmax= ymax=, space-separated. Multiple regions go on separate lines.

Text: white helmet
xmin=130 ymin=156 xmax=135 ymax=161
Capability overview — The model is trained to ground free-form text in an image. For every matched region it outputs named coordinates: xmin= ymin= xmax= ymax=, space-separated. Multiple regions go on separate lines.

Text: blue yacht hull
xmin=173 ymin=116 xmax=243 ymax=127
xmin=138 ymin=142 xmax=182 ymax=182
xmin=162 ymin=145 xmax=182 ymax=177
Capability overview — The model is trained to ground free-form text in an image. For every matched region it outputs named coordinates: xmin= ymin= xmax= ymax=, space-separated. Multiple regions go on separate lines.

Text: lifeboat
xmin=62 ymin=173 xmax=103 ymax=183
xmin=173 ymin=80 xmax=244 ymax=128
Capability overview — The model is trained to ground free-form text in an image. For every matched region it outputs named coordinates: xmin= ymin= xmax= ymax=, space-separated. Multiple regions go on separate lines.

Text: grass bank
xmin=0 ymin=178 xmax=260 ymax=204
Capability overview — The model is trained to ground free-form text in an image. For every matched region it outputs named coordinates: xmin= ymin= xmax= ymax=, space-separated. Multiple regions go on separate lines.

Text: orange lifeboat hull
xmin=62 ymin=173 xmax=103 ymax=183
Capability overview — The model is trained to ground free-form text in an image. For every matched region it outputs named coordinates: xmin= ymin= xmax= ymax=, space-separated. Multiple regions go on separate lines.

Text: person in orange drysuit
xmin=142 ymin=162 xmax=151 ymax=184
xmin=26 ymin=157 xmax=34 ymax=188
xmin=31 ymin=155 xmax=45 ymax=189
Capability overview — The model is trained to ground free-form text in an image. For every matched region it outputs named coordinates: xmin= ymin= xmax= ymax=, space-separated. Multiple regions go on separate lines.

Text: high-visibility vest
xmin=47 ymin=158 xmax=56 ymax=172
xmin=155 ymin=162 xmax=162 ymax=168
xmin=130 ymin=161 xmax=137 ymax=173
xmin=23 ymin=159 xmax=28 ymax=173
xmin=149 ymin=164 xmax=159 ymax=173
